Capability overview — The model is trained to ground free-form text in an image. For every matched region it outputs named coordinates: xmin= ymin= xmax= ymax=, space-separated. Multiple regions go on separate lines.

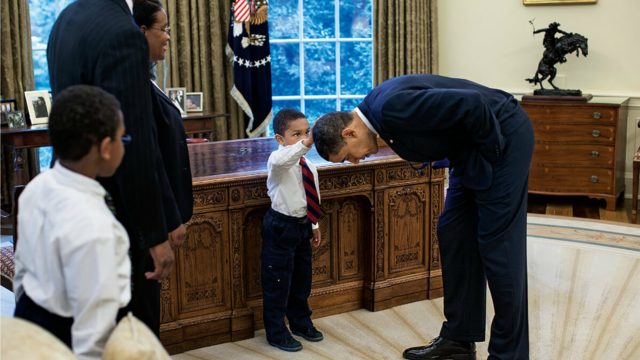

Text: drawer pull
xmin=592 ymin=112 xmax=602 ymax=119
xmin=591 ymin=130 xmax=601 ymax=137
xmin=590 ymin=175 xmax=599 ymax=183
xmin=591 ymin=151 xmax=600 ymax=157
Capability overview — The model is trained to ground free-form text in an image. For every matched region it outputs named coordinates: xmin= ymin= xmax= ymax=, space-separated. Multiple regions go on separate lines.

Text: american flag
xmin=234 ymin=0 xmax=250 ymax=22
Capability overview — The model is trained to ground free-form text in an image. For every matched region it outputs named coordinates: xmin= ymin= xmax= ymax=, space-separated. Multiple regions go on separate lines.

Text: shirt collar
xmin=52 ymin=161 xmax=107 ymax=198
xmin=353 ymin=107 xmax=378 ymax=136
xmin=125 ymin=0 xmax=133 ymax=14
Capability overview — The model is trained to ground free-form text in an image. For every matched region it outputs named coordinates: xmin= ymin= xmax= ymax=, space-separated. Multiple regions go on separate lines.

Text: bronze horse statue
xmin=526 ymin=32 xmax=588 ymax=90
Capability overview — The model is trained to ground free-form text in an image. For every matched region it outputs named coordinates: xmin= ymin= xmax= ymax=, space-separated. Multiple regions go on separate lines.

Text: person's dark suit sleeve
xmin=381 ymin=89 xmax=505 ymax=163
xmin=94 ymin=29 xmax=170 ymax=249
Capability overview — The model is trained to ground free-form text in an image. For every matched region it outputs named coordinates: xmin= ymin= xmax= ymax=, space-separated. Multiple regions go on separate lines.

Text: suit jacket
xmin=151 ymin=83 xmax=193 ymax=227
xmin=47 ymin=0 xmax=173 ymax=249
xmin=357 ymin=74 xmax=527 ymax=190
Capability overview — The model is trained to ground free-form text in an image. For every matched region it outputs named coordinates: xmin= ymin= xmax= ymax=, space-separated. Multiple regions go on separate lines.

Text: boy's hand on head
xmin=169 ymin=224 xmax=187 ymax=249
xmin=302 ymin=135 xmax=314 ymax=148
xmin=311 ymin=228 xmax=321 ymax=250
xmin=145 ymin=240 xmax=175 ymax=281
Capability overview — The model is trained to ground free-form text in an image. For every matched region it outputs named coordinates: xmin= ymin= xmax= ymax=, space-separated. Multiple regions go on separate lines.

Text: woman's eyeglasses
xmin=150 ymin=26 xmax=170 ymax=35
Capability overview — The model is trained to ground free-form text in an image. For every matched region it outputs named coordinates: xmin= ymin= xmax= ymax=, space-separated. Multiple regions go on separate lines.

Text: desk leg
xmin=12 ymin=148 xmax=28 ymax=186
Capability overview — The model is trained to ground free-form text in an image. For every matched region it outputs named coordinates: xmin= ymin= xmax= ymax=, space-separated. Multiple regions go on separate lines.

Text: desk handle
xmin=591 ymin=150 xmax=600 ymax=158
xmin=592 ymin=112 xmax=602 ymax=119
xmin=591 ymin=130 xmax=601 ymax=137
xmin=590 ymin=175 xmax=599 ymax=183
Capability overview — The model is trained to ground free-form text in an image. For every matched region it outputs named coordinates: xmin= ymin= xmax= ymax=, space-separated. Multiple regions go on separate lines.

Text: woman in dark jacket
xmin=134 ymin=0 xmax=193 ymax=234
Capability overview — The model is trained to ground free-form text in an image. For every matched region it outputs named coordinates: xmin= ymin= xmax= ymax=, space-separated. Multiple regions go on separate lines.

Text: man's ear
xmin=274 ymin=133 xmax=284 ymax=145
xmin=341 ymin=127 xmax=356 ymax=139
xmin=98 ymin=137 xmax=112 ymax=161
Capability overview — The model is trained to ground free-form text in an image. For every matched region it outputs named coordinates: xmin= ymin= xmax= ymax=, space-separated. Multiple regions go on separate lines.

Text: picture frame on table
xmin=165 ymin=87 xmax=187 ymax=115
xmin=0 ymin=98 xmax=17 ymax=126
xmin=7 ymin=111 xmax=27 ymax=129
xmin=185 ymin=92 xmax=203 ymax=112
xmin=24 ymin=90 xmax=52 ymax=125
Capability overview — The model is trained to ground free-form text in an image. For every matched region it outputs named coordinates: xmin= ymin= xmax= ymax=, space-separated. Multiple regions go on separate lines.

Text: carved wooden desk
xmin=161 ymin=137 xmax=445 ymax=353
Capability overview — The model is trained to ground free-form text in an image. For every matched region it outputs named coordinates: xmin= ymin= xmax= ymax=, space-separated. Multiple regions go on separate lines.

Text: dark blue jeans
xmin=261 ymin=208 xmax=313 ymax=343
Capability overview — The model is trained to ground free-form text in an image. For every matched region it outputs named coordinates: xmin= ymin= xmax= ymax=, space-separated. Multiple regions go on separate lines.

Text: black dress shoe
xmin=291 ymin=326 xmax=324 ymax=342
xmin=403 ymin=336 xmax=476 ymax=360
xmin=268 ymin=336 xmax=303 ymax=352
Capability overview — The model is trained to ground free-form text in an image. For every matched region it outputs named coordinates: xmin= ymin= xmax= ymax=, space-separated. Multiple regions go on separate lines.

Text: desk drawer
xmin=523 ymin=105 xmax=616 ymax=125
xmin=533 ymin=124 xmax=615 ymax=144
xmin=531 ymin=144 xmax=614 ymax=167
xmin=529 ymin=167 xmax=614 ymax=194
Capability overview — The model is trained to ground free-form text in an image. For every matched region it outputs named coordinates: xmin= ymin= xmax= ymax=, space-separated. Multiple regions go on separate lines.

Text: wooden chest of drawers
xmin=521 ymin=97 xmax=629 ymax=210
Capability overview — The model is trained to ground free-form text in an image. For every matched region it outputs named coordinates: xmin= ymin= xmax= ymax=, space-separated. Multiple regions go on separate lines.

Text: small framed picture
xmin=165 ymin=87 xmax=187 ymax=115
xmin=7 ymin=111 xmax=27 ymax=128
xmin=0 ymin=98 xmax=17 ymax=126
xmin=185 ymin=92 xmax=203 ymax=112
xmin=24 ymin=90 xmax=52 ymax=125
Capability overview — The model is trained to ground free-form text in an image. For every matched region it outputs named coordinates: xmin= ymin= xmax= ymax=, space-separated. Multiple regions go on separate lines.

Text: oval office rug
xmin=170 ymin=214 xmax=640 ymax=360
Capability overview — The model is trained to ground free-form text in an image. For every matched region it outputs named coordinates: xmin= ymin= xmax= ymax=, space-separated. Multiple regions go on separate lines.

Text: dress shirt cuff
xmin=311 ymin=222 xmax=319 ymax=230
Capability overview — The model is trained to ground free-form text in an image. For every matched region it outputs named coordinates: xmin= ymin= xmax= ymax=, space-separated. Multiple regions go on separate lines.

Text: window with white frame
xmin=269 ymin=0 xmax=373 ymax=132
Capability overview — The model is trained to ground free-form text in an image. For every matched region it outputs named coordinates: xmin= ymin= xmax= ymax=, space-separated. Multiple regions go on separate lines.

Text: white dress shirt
xmin=13 ymin=162 xmax=131 ymax=360
xmin=266 ymin=140 xmax=321 ymax=229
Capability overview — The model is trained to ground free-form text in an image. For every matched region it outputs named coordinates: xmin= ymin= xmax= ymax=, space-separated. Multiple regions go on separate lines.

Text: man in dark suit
xmin=313 ymin=74 xmax=534 ymax=360
xmin=47 ymin=0 xmax=184 ymax=335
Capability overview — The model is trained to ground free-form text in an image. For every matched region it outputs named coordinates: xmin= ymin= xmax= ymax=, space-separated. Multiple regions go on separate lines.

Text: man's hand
xmin=311 ymin=228 xmax=321 ymax=250
xmin=169 ymin=224 xmax=187 ymax=249
xmin=145 ymin=240 xmax=175 ymax=281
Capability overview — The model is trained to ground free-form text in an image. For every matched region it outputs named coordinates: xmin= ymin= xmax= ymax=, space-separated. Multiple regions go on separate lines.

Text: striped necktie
xmin=299 ymin=157 xmax=321 ymax=224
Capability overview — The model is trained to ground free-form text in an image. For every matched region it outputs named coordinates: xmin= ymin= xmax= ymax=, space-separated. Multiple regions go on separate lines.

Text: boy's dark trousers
xmin=261 ymin=208 xmax=314 ymax=343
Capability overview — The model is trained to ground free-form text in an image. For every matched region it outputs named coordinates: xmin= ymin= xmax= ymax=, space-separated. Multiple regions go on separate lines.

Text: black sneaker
xmin=268 ymin=336 xmax=303 ymax=352
xmin=291 ymin=326 xmax=324 ymax=342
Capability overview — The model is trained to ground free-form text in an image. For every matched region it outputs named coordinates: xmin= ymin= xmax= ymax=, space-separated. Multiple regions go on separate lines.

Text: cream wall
xmin=437 ymin=0 xmax=640 ymax=199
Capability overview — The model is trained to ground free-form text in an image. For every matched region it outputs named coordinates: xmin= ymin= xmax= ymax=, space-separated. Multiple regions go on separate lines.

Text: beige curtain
xmin=157 ymin=0 xmax=244 ymax=140
xmin=1 ymin=0 xmax=37 ymax=212
xmin=374 ymin=0 xmax=438 ymax=85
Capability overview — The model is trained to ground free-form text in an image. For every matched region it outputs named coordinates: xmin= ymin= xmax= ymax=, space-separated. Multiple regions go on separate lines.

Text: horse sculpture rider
xmin=526 ymin=22 xmax=588 ymax=93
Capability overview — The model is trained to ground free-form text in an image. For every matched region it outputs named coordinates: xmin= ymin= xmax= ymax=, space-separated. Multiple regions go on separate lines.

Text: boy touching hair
xmin=261 ymin=109 xmax=323 ymax=352
xmin=14 ymin=85 xmax=131 ymax=360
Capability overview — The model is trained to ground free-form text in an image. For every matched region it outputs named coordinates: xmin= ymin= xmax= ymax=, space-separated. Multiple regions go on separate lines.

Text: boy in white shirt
xmin=13 ymin=85 xmax=131 ymax=360
xmin=262 ymin=109 xmax=323 ymax=352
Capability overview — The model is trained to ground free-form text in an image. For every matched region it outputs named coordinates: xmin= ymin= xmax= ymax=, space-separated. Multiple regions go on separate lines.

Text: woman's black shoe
xmin=403 ymin=336 xmax=476 ymax=360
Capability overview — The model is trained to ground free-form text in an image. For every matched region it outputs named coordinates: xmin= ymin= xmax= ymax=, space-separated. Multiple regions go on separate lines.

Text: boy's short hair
xmin=272 ymin=108 xmax=306 ymax=136
xmin=49 ymin=85 xmax=121 ymax=161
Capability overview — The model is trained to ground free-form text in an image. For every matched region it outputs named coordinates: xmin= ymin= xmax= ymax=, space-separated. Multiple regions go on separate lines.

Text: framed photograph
xmin=165 ymin=87 xmax=187 ymax=115
xmin=7 ymin=111 xmax=27 ymax=128
xmin=0 ymin=98 xmax=17 ymax=126
xmin=185 ymin=92 xmax=203 ymax=112
xmin=24 ymin=90 xmax=52 ymax=125
xmin=524 ymin=0 xmax=596 ymax=5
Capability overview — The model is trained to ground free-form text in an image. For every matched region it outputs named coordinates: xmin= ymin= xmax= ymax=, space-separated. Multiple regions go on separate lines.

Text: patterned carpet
xmin=172 ymin=215 xmax=640 ymax=360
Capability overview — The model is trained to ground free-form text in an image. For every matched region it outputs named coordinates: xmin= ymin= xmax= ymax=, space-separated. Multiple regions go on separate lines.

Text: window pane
xmin=339 ymin=0 xmax=372 ymax=38
xmin=304 ymin=99 xmax=336 ymax=124
xmin=303 ymin=0 xmax=335 ymax=39
xmin=269 ymin=0 xmax=299 ymax=39
xmin=340 ymin=98 xmax=363 ymax=111
xmin=33 ymin=50 xmax=51 ymax=90
xmin=304 ymin=42 xmax=335 ymax=95
xmin=340 ymin=42 xmax=372 ymax=95
xmin=271 ymin=43 xmax=300 ymax=96
xmin=29 ymin=0 xmax=75 ymax=90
